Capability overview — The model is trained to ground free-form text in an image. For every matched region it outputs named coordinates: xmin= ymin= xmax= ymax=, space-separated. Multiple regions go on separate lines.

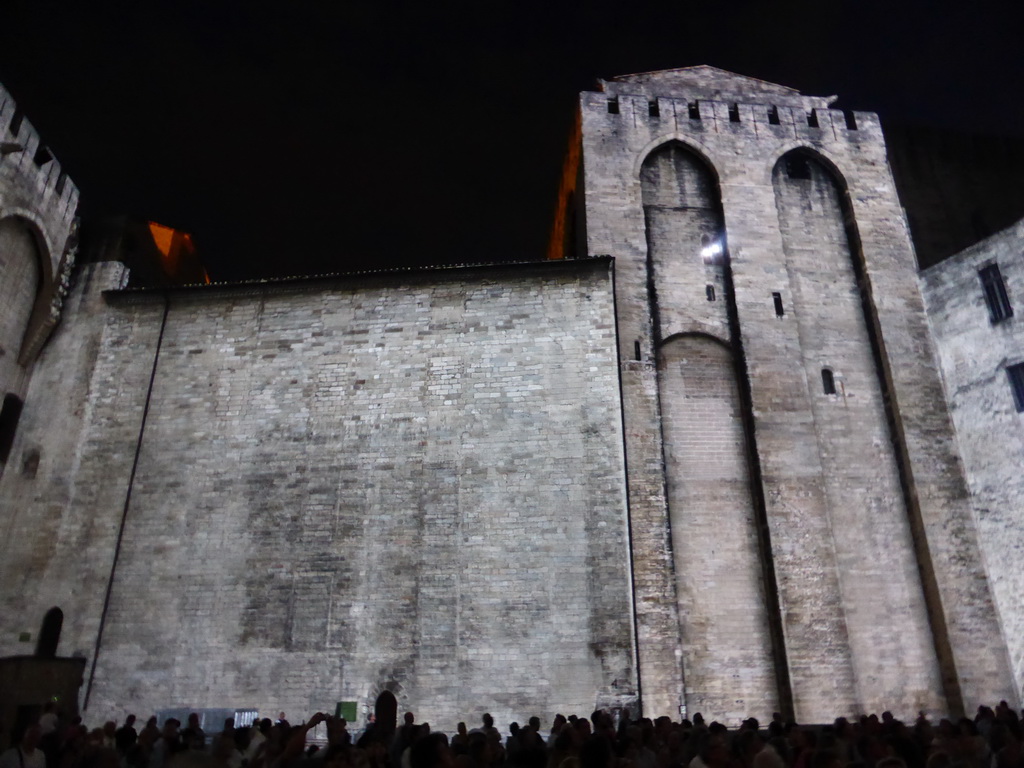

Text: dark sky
xmin=1 ymin=0 xmax=1021 ymax=280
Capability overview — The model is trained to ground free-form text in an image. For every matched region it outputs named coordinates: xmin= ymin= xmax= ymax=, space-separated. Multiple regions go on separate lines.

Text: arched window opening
xmin=36 ymin=607 xmax=63 ymax=658
xmin=822 ymin=368 xmax=836 ymax=395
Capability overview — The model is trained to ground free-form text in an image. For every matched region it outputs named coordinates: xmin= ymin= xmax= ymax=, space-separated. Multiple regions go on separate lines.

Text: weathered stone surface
xmin=920 ymin=221 xmax=1024 ymax=704
xmin=1 ymin=67 xmax=1020 ymax=729
xmin=0 ymin=259 xmax=638 ymax=729
xmin=571 ymin=65 xmax=1013 ymax=720
xmin=0 ymin=82 xmax=79 ymax=382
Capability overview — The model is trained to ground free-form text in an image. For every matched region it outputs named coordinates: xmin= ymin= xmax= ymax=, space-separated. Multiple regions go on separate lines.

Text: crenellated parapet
xmin=0 ymin=81 xmax=80 ymax=365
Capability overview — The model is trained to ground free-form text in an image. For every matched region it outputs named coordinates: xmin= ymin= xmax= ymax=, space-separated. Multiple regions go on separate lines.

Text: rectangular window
xmin=1008 ymin=363 xmax=1024 ymax=412
xmin=979 ymin=263 xmax=1013 ymax=323
xmin=0 ymin=394 xmax=24 ymax=464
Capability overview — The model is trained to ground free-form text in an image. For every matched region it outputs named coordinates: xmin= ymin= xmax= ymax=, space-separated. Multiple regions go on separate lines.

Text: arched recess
xmin=640 ymin=142 xmax=730 ymax=341
xmin=655 ymin=331 xmax=779 ymax=720
xmin=771 ymin=149 xmax=952 ymax=712
xmin=36 ymin=606 xmax=63 ymax=658
xmin=0 ymin=216 xmax=48 ymax=392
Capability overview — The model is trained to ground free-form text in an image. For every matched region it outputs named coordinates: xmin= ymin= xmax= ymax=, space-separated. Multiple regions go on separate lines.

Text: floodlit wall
xmin=0 ymin=82 xmax=79 ymax=381
xmin=0 ymin=258 xmax=638 ymax=727
xmin=576 ymin=65 xmax=1013 ymax=720
xmin=920 ymin=219 xmax=1024 ymax=704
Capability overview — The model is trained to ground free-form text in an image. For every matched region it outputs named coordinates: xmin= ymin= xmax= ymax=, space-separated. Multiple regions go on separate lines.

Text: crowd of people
xmin=3 ymin=702 xmax=1024 ymax=768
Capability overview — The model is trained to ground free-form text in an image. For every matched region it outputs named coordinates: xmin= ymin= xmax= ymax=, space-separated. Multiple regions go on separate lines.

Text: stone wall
xmin=574 ymin=65 xmax=1014 ymax=720
xmin=0 ymin=219 xmax=41 ymax=399
xmin=920 ymin=221 xmax=1024 ymax=703
xmin=0 ymin=258 xmax=638 ymax=728
xmin=0 ymin=82 xmax=80 ymax=377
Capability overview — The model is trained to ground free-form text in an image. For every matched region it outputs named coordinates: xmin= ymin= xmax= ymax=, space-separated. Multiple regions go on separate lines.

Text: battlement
xmin=584 ymin=91 xmax=879 ymax=144
xmin=0 ymin=82 xmax=79 ymax=222
xmin=0 ymin=81 xmax=81 ymax=368
xmin=601 ymin=66 xmax=835 ymax=108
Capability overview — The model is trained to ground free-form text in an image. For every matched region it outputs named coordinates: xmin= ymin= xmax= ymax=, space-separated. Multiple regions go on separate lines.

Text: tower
xmin=554 ymin=66 xmax=1016 ymax=721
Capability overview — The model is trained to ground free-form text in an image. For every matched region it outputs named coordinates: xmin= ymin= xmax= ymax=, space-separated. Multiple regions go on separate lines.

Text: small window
xmin=688 ymin=102 xmax=700 ymax=120
xmin=773 ymin=292 xmax=784 ymax=317
xmin=1008 ymin=363 xmax=1024 ymax=412
xmin=634 ymin=340 xmax=642 ymax=362
xmin=706 ymin=285 xmax=716 ymax=302
xmin=33 ymin=145 xmax=53 ymax=166
xmin=0 ymin=394 xmax=24 ymax=464
xmin=607 ymin=97 xmax=619 ymax=115
xmin=844 ymin=110 xmax=858 ymax=130
xmin=9 ymin=109 xmax=24 ymax=135
xmin=728 ymin=104 xmax=740 ymax=123
xmin=807 ymin=109 xmax=819 ymax=128
xmin=648 ymin=100 xmax=660 ymax=118
xmin=822 ymin=368 xmax=836 ymax=395
xmin=767 ymin=106 xmax=780 ymax=125
xmin=979 ymin=263 xmax=1013 ymax=323
xmin=785 ymin=155 xmax=812 ymax=180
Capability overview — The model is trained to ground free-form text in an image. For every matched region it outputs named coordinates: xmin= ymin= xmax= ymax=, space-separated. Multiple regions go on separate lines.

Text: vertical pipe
xmin=83 ymin=293 xmax=170 ymax=709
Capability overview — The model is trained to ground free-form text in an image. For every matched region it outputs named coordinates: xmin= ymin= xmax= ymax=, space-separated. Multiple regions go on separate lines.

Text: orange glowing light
xmin=147 ymin=221 xmax=210 ymax=284
xmin=546 ymin=109 xmax=583 ymax=261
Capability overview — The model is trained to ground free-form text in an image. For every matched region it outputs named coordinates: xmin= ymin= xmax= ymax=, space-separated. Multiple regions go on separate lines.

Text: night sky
xmin=1 ymin=0 xmax=1021 ymax=281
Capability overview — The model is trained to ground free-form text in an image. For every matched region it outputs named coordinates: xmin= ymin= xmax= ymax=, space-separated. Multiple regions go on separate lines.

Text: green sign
xmin=335 ymin=701 xmax=357 ymax=722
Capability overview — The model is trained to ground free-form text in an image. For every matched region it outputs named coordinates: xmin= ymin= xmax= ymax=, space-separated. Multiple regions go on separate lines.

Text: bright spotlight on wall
xmin=701 ymin=241 xmax=723 ymax=262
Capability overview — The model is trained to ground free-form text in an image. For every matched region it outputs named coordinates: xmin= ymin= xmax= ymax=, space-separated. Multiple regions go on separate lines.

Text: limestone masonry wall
xmin=0 ymin=83 xmax=80 ymax=374
xmin=920 ymin=221 xmax=1024 ymax=704
xmin=577 ymin=66 xmax=1014 ymax=720
xmin=0 ymin=259 xmax=638 ymax=728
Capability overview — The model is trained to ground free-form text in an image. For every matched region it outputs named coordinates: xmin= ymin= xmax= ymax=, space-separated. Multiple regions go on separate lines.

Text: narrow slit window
xmin=607 ymin=97 xmax=619 ymax=115
xmin=807 ymin=109 xmax=819 ymax=128
xmin=706 ymin=285 xmax=716 ymax=302
xmin=844 ymin=110 xmax=858 ymax=130
xmin=9 ymin=109 xmax=24 ymax=135
xmin=0 ymin=394 xmax=24 ymax=464
xmin=648 ymin=100 xmax=660 ymax=118
xmin=768 ymin=106 xmax=780 ymax=125
xmin=688 ymin=102 xmax=700 ymax=120
xmin=728 ymin=104 xmax=740 ymax=123
xmin=634 ymin=340 xmax=642 ymax=361
xmin=979 ymin=263 xmax=1013 ymax=323
xmin=822 ymin=368 xmax=836 ymax=395
xmin=773 ymin=292 xmax=785 ymax=317
xmin=1008 ymin=363 xmax=1024 ymax=412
